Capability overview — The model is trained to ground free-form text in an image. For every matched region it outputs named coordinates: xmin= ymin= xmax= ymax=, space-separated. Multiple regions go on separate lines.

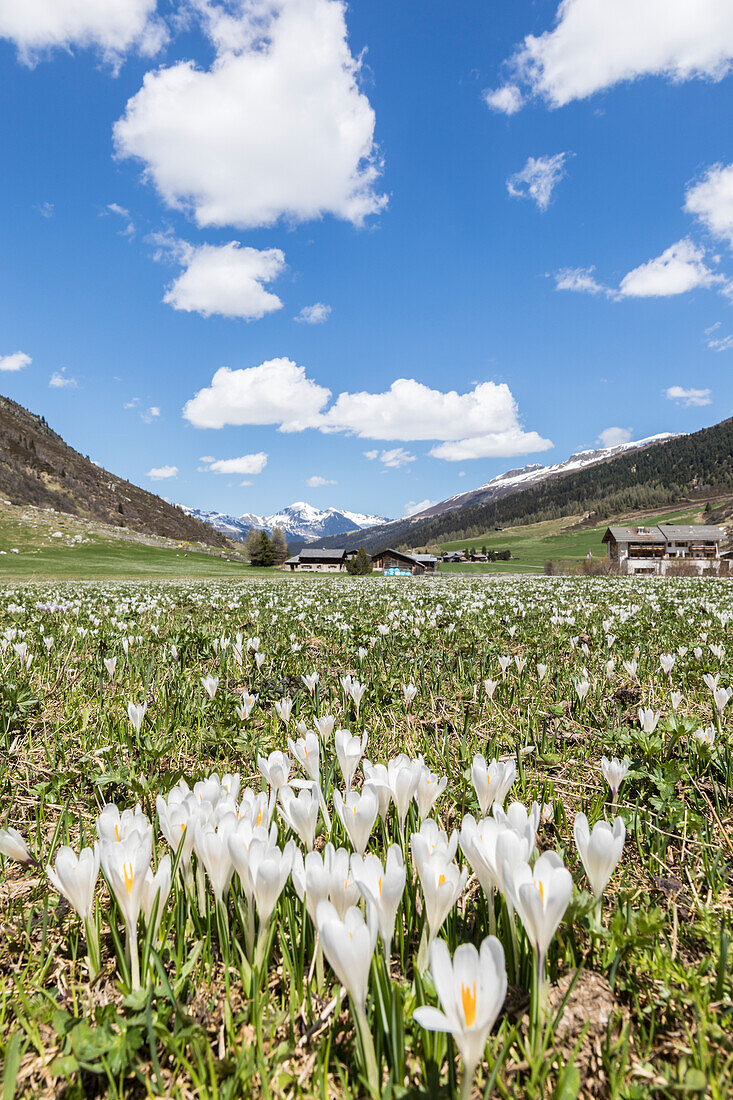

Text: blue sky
xmin=1 ymin=0 xmax=732 ymax=521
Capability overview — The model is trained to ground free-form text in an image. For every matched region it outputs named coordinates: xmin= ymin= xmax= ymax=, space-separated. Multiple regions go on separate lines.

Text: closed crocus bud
xmin=257 ymin=751 xmax=291 ymax=791
xmin=574 ymin=677 xmax=590 ymax=702
xmin=670 ymin=691 xmax=683 ymax=711
xmin=274 ymin=696 xmax=293 ymax=725
xmin=201 ymin=675 xmax=219 ymax=699
xmin=601 ymin=755 xmax=630 ymax=800
xmin=334 ymin=729 xmax=368 ymax=791
xmin=0 ymin=826 xmax=33 ymax=864
xmin=403 ymin=683 xmax=417 ymax=707
xmin=413 ymin=937 xmax=507 ymax=1095
xmin=127 ymin=701 xmax=147 ymax=734
xmin=362 ymin=760 xmax=392 ymax=819
xmin=193 ymin=816 xmax=237 ymax=904
xmin=536 ymin=663 xmax=548 ymax=682
xmin=279 ymin=786 xmax=319 ymax=851
xmin=142 ymin=855 xmax=172 ymax=940
xmin=333 ymin=787 xmax=379 ymax=855
xmin=103 ymin=656 xmax=117 ymax=681
xmin=249 ymin=838 xmax=294 ymax=926
xmin=47 ymin=844 xmax=100 ymax=920
xmin=574 ymin=812 xmax=625 ymax=901
xmin=314 ymin=714 xmax=335 ymax=741
xmin=459 ymin=814 xmax=503 ymax=897
xmin=638 ymin=707 xmax=660 ymax=734
xmin=714 ymin=686 xmax=732 ymax=714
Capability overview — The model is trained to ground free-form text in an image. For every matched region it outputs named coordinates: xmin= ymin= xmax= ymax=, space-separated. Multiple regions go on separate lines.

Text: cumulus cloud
xmin=557 ymin=240 xmax=725 ymax=300
xmin=49 ymin=368 xmax=77 ymax=388
xmin=618 ymin=239 xmax=722 ymax=298
xmin=685 ymin=163 xmax=733 ymax=248
xmin=185 ymin=360 xmax=552 ymax=460
xmin=147 ymin=464 xmax=178 ymax=479
xmin=487 ymin=0 xmax=733 ymax=111
xmin=307 ymin=475 xmax=337 ymax=487
xmin=114 ymin=0 xmax=386 ymax=230
xmin=157 ymin=238 xmax=286 ymax=320
xmin=597 ymin=426 xmax=632 ymax=448
xmin=506 ymin=153 xmax=571 ymax=211
xmin=665 ymin=385 xmax=712 ymax=407
xmin=295 ymin=303 xmax=331 ymax=324
xmin=200 ymin=453 xmax=268 ymax=475
xmin=0 ymin=0 xmax=166 ymax=66
xmin=0 ymin=351 xmax=31 ymax=372
xmin=484 ymin=84 xmax=524 ymax=114
xmin=404 ymin=499 xmax=435 ymax=518
xmin=183 ymin=358 xmax=332 ymax=430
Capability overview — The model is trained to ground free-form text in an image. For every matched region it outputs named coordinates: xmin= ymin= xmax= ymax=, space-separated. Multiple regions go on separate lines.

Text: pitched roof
xmin=657 ymin=525 xmax=725 ymax=539
xmin=290 ymin=548 xmax=347 ymax=562
xmin=603 ymin=526 xmax=666 ymax=543
xmin=603 ymin=523 xmax=725 ymax=544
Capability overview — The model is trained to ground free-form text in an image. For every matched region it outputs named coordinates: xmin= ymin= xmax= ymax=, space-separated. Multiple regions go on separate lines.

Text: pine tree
xmin=346 ymin=546 xmax=372 ymax=575
xmin=244 ymin=527 xmax=262 ymax=564
xmin=270 ymin=525 xmax=288 ymax=565
xmin=255 ymin=531 xmax=275 ymax=567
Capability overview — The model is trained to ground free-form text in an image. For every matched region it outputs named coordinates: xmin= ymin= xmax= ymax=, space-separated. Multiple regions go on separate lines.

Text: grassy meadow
xmin=0 ymin=574 xmax=731 ymax=1099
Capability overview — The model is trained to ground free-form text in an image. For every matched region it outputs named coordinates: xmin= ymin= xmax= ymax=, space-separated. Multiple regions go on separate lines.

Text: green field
xmin=435 ymin=505 xmax=709 ymax=574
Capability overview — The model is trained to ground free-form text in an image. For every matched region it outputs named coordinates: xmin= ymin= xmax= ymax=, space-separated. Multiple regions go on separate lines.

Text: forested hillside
xmin=315 ymin=417 xmax=733 ymax=551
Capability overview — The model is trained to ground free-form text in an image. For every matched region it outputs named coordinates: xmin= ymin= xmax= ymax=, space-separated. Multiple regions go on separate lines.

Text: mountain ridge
xmin=182 ymin=501 xmax=390 ymax=543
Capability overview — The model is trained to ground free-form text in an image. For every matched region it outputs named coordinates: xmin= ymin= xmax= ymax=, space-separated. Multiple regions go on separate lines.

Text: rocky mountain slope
xmin=0 ymin=395 xmax=228 ymax=548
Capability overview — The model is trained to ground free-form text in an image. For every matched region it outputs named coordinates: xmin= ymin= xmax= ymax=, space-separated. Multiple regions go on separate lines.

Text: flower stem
xmin=354 ymin=1004 xmax=380 ymax=1096
xmin=127 ymin=922 xmax=140 ymax=991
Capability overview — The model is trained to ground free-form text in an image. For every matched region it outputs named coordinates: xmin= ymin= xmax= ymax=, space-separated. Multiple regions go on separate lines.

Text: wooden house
xmin=284 ymin=548 xmax=354 ymax=572
xmin=602 ymin=524 xmax=726 ymax=575
xmin=371 ymin=549 xmax=438 ymax=575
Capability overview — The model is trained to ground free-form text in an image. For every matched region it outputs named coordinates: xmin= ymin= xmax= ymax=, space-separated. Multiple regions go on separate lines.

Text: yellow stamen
xmin=115 ymin=824 xmax=120 ymax=842
xmin=438 ymin=873 xmax=446 ymax=887
xmin=378 ymin=876 xmax=383 ymax=897
xmin=538 ymin=879 xmax=544 ymax=904
xmin=256 ymin=811 xmax=262 ymax=826
xmin=461 ymin=982 xmax=477 ymax=1027
xmin=123 ymin=863 xmax=134 ymax=894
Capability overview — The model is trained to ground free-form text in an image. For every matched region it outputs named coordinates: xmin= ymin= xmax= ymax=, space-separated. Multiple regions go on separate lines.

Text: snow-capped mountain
xmin=410 ymin=433 xmax=679 ymax=520
xmin=181 ymin=501 xmax=390 ymax=543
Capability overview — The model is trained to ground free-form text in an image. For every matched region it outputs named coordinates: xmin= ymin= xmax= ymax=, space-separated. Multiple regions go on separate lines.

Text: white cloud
xmin=0 ymin=351 xmax=31 ymax=372
xmin=183 ymin=358 xmax=331 ymax=430
xmin=371 ymin=448 xmax=416 ymax=469
xmin=705 ymin=322 xmax=733 ymax=351
xmin=0 ymin=0 xmax=165 ymax=66
xmin=404 ymin=499 xmax=435 ymax=518
xmin=114 ymin=0 xmax=386 ymax=229
xmin=36 ymin=201 xmax=54 ymax=218
xmin=597 ymin=426 xmax=632 ymax=448
xmin=363 ymin=450 xmax=379 ymax=460
xmin=307 ymin=475 xmax=337 ymax=487
xmin=665 ymin=385 xmax=712 ymax=407
xmin=106 ymin=202 xmax=135 ymax=237
xmin=489 ymin=0 xmax=733 ymax=111
xmin=321 ymin=378 xmax=550 ymax=453
xmin=201 ymin=453 xmax=268 ymax=475
xmin=685 ymin=163 xmax=733 ymax=248
xmin=157 ymin=238 xmax=285 ymax=320
xmin=147 ymin=464 xmax=178 ymax=479
xmin=141 ymin=405 xmax=160 ymax=423
xmin=484 ymin=84 xmax=524 ymax=114
xmin=185 ymin=360 xmax=551 ymax=460
xmin=554 ymin=266 xmax=609 ymax=295
xmin=295 ymin=302 xmax=332 ymax=324
xmin=618 ymin=239 xmax=721 ymax=298
xmin=49 ymin=368 xmax=77 ymax=388
xmin=506 ymin=153 xmax=571 ymax=211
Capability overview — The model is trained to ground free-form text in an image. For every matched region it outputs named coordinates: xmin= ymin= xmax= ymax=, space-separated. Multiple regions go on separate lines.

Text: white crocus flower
xmin=483 ymin=678 xmax=498 ymax=700
xmin=249 ymin=839 xmax=295 ymax=965
xmin=279 ymin=786 xmax=319 ymax=851
xmin=316 ymin=900 xmax=379 ymax=1088
xmin=412 ymin=847 xmax=468 ymax=958
xmin=536 ymin=663 xmax=548 ymax=682
xmin=333 ymin=787 xmax=379 ymax=855
xmin=362 ymin=760 xmax=392 ymax=820
xmin=638 ymin=707 xmax=660 ymax=734
xmin=314 ymin=714 xmax=335 ymax=741
xmin=156 ymin=793 xmax=196 ymax=870
xmin=257 ymin=750 xmax=291 ymax=792
xmin=574 ymin=677 xmax=590 ymax=702
xmin=47 ymin=844 xmax=100 ymax=923
xmin=302 ymin=672 xmax=319 ymax=694
xmin=660 ymin=654 xmax=675 ymax=675
xmin=413 ymin=937 xmax=507 ymax=1100
xmin=387 ymin=755 xmax=423 ymax=835
xmin=574 ymin=813 xmax=625 ymax=908
xmin=411 ymin=818 xmax=458 ymax=865
xmin=141 ymin=855 xmax=172 ymax=941
xmin=274 ymin=696 xmax=293 ymax=725
xmin=235 ymin=691 xmax=257 ymax=721
xmin=288 ymin=731 xmax=320 ymax=783
xmin=498 ymin=656 xmax=511 ymax=676
xmin=493 ymin=801 xmax=540 ymax=857
xmin=470 ymin=755 xmax=516 ymax=817
xmin=714 ymin=686 xmax=732 ymax=715
xmin=0 ymin=826 xmax=33 ymax=863
xmin=193 ymin=815 xmax=237 ymax=905
xmin=127 ymin=702 xmax=147 ymax=734
xmin=101 ymin=831 xmax=152 ymax=989
xmin=502 ymin=850 xmax=573 ymax=994
xmin=201 ymin=675 xmax=219 ymax=699
xmin=103 ymin=656 xmax=117 ymax=681
xmin=254 ymin=652 xmax=265 ymax=670
xmin=694 ymin=725 xmax=716 ymax=748
xmin=601 ymin=756 xmax=630 ymax=801
xmin=351 ymin=845 xmax=406 ymax=966
xmin=670 ymin=691 xmax=683 ymax=711
xmin=334 ymin=729 xmax=368 ymax=791
xmin=96 ymin=803 xmax=151 ymax=846
xmin=460 ymin=815 xmax=504 ymax=899
xmin=414 ymin=764 xmax=447 ymax=820
xmin=403 ymin=683 xmax=417 ymax=707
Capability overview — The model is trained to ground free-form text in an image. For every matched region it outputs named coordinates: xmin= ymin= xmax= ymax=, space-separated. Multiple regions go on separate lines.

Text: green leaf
xmin=553 ymin=1062 xmax=581 ymax=1100
xmin=1 ymin=1032 xmax=22 ymax=1100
